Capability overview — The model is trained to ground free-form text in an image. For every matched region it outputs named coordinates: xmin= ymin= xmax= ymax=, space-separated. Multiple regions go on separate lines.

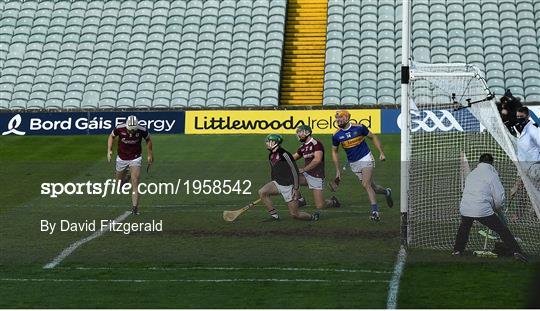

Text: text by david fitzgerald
xmin=41 ymin=219 xmax=162 ymax=235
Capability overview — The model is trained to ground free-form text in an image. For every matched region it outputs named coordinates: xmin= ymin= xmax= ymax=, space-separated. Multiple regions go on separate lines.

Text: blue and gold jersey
xmin=332 ymin=124 xmax=371 ymax=162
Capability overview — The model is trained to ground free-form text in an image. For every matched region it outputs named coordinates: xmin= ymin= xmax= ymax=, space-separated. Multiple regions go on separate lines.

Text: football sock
xmin=269 ymin=208 xmax=279 ymax=219
xmin=371 ymin=204 xmax=379 ymax=213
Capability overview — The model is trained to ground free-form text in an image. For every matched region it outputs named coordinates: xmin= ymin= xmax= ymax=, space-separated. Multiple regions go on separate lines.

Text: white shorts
xmin=303 ymin=172 xmax=324 ymax=190
xmin=350 ymin=153 xmax=375 ymax=181
xmin=116 ymin=156 xmax=142 ymax=172
xmin=272 ymin=181 xmax=294 ymax=203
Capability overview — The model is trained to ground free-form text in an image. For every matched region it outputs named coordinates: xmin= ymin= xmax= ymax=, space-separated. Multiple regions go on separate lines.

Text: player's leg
xmin=287 ymin=200 xmax=319 ymax=220
xmin=297 ymin=174 xmax=308 ymax=207
xmin=478 ymin=214 xmax=526 ymax=260
xmin=115 ymin=169 xmax=127 ymax=181
xmin=371 ymin=179 xmax=393 ymax=208
xmin=304 ymin=173 xmax=339 ymax=209
xmin=311 ymin=189 xmax=340 ymax=209
xmin=359 ymin=167 xmax=380 ymax=221
xmin=122 ymin=169 xmax=132 ymax=185
xmin=452 ymin=215 xmax=474 ymax=254
xmin=370 ymin=180 xmax=387 ymax=194
xmin=115 ymin=157 xmax=128 ymax=181
xmin=258 ymin=181 xmax=280 ymax=219
xmin=129 ymin=164 xmax=141 ymax=215
xmin=272 ymin=182 xmax=318 ymax=220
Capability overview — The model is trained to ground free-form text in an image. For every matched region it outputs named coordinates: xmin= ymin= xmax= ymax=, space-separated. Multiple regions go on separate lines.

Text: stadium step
xmin=280 ymin=99 xmax=323 ymax=106
xmin=285 ymin=25 xmax=326 ymax=31
xmin=280 ymin=0 xmax=327 ymax=107
xmin=281 ymin=75 xmax=325 ymax=80
xmin=285 ymin=50 xmax=325 ymax=56
xmin=282 ymin=72 xmax=326 ymax=76
xmin=288 ymin=8 xmax=327 ymax=14
xmin=281 ymin=87 xmax=323 ymax=92
xmin=284 ymin=54 xmax=326 ymax=60
xmin=287 ymin=20 xmax=326 ymax=25
xmin=283 ymin=61 xmax=325 ymax=66
xmin=281 ymin=91 xmax=323 ymax=96
xmin=282 ymin=66 xmax=325 ymax=71
xmin=284 ymin=33 xmax=327 ymax=39
xmin=284 ymin=42 xmax=326 ymax=48
xmin=283 ymin=43 xmax=326 ymax=48
xmin=282 ymin=74 xmax=325 ymax=79
xmin=281 ymin=78 xmax=324 ymax=83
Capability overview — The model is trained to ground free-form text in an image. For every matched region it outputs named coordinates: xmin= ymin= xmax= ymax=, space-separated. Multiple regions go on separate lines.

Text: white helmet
xmin=126 ymin=115 xmax=138 ymax=131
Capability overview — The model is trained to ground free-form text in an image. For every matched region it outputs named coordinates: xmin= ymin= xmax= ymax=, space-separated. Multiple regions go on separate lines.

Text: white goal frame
xmin=400 ymin=0 xmax=540 ymax=250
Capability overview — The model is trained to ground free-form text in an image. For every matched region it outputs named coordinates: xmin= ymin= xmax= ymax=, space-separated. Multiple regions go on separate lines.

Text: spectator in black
xmin=497 ymin=89 xmax=522 ymax=135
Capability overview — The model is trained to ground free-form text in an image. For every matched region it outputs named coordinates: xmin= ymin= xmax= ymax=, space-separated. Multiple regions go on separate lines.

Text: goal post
xmin=400 ymin=0 xmax=412 ymax=247
xmin=401 ymin=61 xmax=540 ymax=254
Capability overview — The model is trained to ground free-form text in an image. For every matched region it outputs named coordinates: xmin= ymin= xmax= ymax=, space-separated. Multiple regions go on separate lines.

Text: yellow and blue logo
xmin=185 ymin=110 xmax=381 ymax=135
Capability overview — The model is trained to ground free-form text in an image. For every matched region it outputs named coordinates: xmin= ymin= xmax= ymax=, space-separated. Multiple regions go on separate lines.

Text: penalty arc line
xmin=386 ymin=245 xmax=407 ymax=309
xmin=43 ymin=211 xmax=131 ymax=269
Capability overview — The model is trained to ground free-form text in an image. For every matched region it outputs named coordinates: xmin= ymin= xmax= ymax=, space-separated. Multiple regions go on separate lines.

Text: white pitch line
xmin=28 ymin=203 xmax=376 ymax=211
xmin=386 ymin=245 xmax=407 ymax=309
xmin=60 ymin=266 xmax=392 ymax=274
xmin=27 ymin=205 xmax=371 ymax=214
xmin=43 ymin=211 xmax=131 ymax=269
xmin=0 ymin=278 xmax=390 ymax=284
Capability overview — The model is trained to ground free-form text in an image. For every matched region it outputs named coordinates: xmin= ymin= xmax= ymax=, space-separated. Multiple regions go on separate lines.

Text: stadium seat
xmin=2 ymin=0 xmax=538 ymax=109
xmin=0 ymin=0 xmax=249 ymax=109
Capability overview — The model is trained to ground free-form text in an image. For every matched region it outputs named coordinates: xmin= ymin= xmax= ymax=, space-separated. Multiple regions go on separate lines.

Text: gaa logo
xmin=2 ymin=114 xmax=26 ymax=136
xmin=397 ymin=110 xmax=464 ymax=133
xmin=411 ymin=110 xmax=464 ymax=132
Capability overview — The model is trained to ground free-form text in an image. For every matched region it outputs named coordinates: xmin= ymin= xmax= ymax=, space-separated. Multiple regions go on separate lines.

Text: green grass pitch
xmin=0 ymin=134 xmax=537 ymax=308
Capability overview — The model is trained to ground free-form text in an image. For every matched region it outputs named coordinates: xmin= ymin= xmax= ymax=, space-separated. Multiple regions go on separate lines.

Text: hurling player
xmin=107 ymin=115 xmax=153 ymax=215
xmin=331 ymin=110 xmax=393 ymax=221
xmin=293 ymin=125 xmax=340 ymax=209
xmin=258 ymin=134 xmax=320 ymax=221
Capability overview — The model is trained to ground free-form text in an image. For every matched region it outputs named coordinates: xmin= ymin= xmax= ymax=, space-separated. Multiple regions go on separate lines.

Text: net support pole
xmin=400 ymin=0 xmax=411 ymax=247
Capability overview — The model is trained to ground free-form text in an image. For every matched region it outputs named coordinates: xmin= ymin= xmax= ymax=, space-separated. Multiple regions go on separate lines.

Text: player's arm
xmin=107 ymin=130 xmax=117 ymax=162
xmin=292 ymin=152 xmax=301 ymax=161
xmin=331 ymin=146 xmax=341 ymax=179
xmin=367 ymin=132 xmax=386 ymax=161
xmin=145 ymin=136 xmax=153 ymax=164
xmin=331 ymin=134 xmax=341 ymax=179
xmin=300 ymin=150 xmax=323 ymax=174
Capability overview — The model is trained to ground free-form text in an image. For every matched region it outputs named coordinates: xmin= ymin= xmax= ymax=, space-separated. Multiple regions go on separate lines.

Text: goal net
xmin=406 ymin=61 xmax=540 ymax=254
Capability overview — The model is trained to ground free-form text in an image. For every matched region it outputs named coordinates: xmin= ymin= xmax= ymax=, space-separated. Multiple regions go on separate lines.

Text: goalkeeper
xmin=452 ymin=153 xmax=527 ymax=262
xmin=257 ymin=134 xmax=320 ymax=221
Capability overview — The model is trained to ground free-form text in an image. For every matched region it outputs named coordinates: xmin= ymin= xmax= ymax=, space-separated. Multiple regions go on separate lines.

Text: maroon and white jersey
xmin=296 ymin=137 xmax=325 ymax=178
xmin=112 ymin=124 xmax=150 ymax=160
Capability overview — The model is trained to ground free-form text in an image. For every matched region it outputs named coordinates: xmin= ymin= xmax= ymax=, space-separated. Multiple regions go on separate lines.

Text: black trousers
xmin=453 ymin=213 xmax=523 ymax=254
